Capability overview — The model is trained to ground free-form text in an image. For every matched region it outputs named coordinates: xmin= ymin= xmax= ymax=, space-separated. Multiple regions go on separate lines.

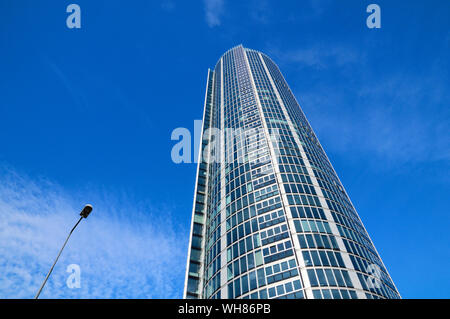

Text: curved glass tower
xmin=183 ymin=45 xmax=400 ymax=299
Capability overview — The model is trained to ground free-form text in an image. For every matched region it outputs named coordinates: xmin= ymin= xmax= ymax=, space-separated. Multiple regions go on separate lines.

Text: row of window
xmin=227 ymin=249 xmax=263 ymax=279
xmin=227 ymin=233 xmax=261 ymax=262
xmin=258 ymin=209 xmax=285 ymax=229
xmin=307 ymin=268 xmax=354 ymax=288
xmin=349 ymin=254 xmax=395 ymax=292
xmin=290 ymin=205 xmax=327 ymax=220
xmin=260 ymin=224 xmax=289 ymax=246
xmin=302 ymin=249 xmax=346 ymax=268
xmin=357 ymin=272 xmax=400 ymax=299
xmin=312 ymin=288 xmax=358 ymax=299
xmin=265 ymin=258 xmax=298 ymax=285
xmin=227 ymin=268 xmax=264 ymax=298
xmin=226 ymin=216 xmax=259 ymax=246
xmin=297 ymin=233 xmax=340 ymax=250
xmin=262 ymin=239 xmax=294 ymax=263
xmin=293 ymin=219 xmax=332 ymax=234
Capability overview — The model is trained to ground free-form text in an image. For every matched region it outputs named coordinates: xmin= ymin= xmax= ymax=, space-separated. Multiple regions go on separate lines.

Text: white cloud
xmin=307 ymin=0 xmax=333 ymax=16
xmin=269 ymin=41 xmax=449 ymax=169
xmin=161 ymin=0 xmax=176 ymax=12
xmin=271 ymin=45 xmax=361 ymax=70
xmin=249 ymin=0 xmax=270 ymax=24
xmin=297 ymin=73 xmax=450 ymax=167
xmin=0 ymin=167 xmax=188 ymax=298
xmin=204 ymin=0 xmax=224 ymax=27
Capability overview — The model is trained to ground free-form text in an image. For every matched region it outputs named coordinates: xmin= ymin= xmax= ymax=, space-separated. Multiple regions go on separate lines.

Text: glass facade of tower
xmin=183 ymin=45 xmax=400 ymax=299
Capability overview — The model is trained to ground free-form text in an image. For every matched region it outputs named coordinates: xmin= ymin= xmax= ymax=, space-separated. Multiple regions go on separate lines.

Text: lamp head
xmin=80 ymin=204 xmax=93 ymax=218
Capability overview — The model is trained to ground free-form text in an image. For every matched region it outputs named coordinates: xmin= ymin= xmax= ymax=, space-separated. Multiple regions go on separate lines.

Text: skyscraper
xmin=183 ymin=45 xmax=400 ymax=299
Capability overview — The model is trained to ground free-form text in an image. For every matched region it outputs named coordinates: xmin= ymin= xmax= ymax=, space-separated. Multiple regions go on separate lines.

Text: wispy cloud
xmin=271 ymin=45 xmax=361 ymax=70
xmin=43 ymin=56 xmax=89 ymax=112
xmin=249 ymin=0 xmax=270 ymax=24
xmin=204 ymin=0 xmax=224 ymax=27
xmin=161 ymin=0 xmax=176 ymax=12
xmin=272 ymin=43 xmax=449 ymax=169
xmin=299 ymin=77 xmax=450 ymax=165
xmin=307 ymin=0 xmax=333 ymax=17
xmin=0 ymin=166 xmax=188 ymax=298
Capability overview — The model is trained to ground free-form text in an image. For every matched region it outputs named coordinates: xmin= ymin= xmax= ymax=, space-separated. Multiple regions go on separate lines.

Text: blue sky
xmin=0 ymin=0 xmax=448 ymax=298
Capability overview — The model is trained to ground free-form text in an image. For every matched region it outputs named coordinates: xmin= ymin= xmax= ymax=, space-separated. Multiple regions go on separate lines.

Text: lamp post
xmin=34 ymin=204 xmax=93 ymax=299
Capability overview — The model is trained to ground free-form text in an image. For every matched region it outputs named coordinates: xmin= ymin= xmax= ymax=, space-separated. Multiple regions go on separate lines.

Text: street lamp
xmin=34 ymin=204 xmax=93 ymax=299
